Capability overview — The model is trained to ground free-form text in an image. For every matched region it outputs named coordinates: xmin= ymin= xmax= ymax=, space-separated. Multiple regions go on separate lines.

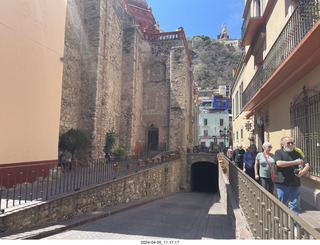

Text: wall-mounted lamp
xmin=256 ymin=115 xmax=264 ymax=126
xmin=245 ymin=121 xmax=252 ymax=131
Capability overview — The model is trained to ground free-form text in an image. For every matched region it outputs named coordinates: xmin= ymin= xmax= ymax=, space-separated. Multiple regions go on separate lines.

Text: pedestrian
xmin=244 ymin=144 xmax=258 ymax=179
xmin=274 ymin=136 xmax=310 ymax=215
xmin=255 ymin=142 xmax=276 ymax=193
xmin=232 ymin=144 xmax=245 ymax=170
xmin=227 ymin=145 xmax=233 ymax=160
xmin=61 ymin=150 xmax=72 ymax=172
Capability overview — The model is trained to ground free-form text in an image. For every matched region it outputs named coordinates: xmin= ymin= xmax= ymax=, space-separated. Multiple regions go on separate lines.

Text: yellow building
xmin=232 ymin=0 xmax=320 ymax=208
xmin=0 ymin=1 xmax=67 ymax=166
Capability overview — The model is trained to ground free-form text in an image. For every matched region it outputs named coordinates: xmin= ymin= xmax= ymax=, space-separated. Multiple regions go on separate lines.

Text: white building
xmin=198 ymin=109 xmax=230 ymax=150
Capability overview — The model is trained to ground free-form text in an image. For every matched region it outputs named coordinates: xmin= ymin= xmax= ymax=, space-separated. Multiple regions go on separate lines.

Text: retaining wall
xmin=0 ymin=160 xmax=181 ymax=234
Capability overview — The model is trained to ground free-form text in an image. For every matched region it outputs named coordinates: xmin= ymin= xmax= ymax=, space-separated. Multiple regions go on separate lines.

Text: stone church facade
xmin=59 ymin=0 xmax=197 ymax=159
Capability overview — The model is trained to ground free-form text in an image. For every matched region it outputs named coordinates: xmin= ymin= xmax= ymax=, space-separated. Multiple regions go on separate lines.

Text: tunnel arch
xmin=190 ymin=161 xmax=218 ymax=193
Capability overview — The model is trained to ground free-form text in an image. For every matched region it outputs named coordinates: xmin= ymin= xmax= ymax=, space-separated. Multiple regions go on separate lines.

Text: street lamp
xmin=219 ymin=127 xmax=228 ymax=149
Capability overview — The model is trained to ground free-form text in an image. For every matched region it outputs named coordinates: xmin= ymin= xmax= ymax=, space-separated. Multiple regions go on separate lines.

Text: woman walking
xmin=244 ymin=144 xmax=258 ymax=179
xmin=255 ymin=142 xmax=276 ymax=194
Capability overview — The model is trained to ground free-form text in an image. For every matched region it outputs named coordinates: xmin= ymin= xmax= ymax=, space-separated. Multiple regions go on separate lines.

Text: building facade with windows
xmin=198 ymin=89 xmax=232 ymax=150
xmin=232 ymin=0 xmax=320 ymax=208
xmin=199 ymin=110 xmax=230 ymax=150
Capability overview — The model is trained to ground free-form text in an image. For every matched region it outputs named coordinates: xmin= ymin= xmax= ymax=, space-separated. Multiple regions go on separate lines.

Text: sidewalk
xmin=300 ymin=200 xmax=320 ymax=233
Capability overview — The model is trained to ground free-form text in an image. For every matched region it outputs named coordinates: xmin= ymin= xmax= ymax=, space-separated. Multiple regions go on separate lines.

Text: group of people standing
xmin=227 ymin=136 xmax=310 ymax=216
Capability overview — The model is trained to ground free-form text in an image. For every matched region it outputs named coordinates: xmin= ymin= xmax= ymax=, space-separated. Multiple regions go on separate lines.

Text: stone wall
xmin=60 ymin=0 xmax=135 ymax=159
xmin=0 ymin=160 xmax=181 ymax=234
xmin=59 ymin=0 xmax=194 ymax=166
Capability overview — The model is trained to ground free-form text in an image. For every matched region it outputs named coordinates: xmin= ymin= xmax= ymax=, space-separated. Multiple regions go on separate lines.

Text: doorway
xmin=148 ymin=128 xmax=159 ymax=151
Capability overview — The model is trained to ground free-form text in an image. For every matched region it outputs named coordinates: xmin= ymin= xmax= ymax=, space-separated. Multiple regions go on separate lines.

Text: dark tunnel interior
xmin=191 ymin=162 xmax=219 ymax=193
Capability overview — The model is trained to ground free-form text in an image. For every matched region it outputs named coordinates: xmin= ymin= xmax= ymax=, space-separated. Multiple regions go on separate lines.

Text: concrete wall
xmin=0 ymin=160 xmax=181 ymax=234
xmin=0 ymin=0 xmax=67 ymax=165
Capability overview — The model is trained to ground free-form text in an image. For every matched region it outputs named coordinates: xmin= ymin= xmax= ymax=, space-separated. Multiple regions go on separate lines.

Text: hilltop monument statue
xmin=219 ymin=23 xmax=229 ymax=40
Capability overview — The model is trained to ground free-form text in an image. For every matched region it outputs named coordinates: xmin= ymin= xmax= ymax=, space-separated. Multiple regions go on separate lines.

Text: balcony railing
xmin=242 ymin=0 xmax=319 ymax=108
xmin=143 ymin=28 xmax=192 ymax=65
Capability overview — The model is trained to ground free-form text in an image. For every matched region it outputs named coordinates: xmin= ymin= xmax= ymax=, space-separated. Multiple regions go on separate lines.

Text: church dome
xmin=128 ymin=0 xmax=148 ymax=9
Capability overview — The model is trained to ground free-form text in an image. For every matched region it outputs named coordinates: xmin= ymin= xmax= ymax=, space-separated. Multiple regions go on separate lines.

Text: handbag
xmin=263 ymin=152 xmax=275 ymax=182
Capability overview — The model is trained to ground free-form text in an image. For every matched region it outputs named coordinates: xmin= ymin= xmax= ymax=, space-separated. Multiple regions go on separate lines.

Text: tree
xmin=193 ymin=35 xmax=210 ymax=42
xmin=59 ymin=128 xmax=89 ymax=160
xmin=103 ymin=129 xmax=117 ymax=156
xmin=193 ymin=63 xmax=210 ymax=84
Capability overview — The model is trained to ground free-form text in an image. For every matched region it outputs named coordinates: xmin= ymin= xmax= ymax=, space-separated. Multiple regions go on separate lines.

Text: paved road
xmin=42 ymin=192 xmax=235 ymax=240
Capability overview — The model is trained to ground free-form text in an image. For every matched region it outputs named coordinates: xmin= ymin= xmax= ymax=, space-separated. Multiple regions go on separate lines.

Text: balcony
xmin=241 ymin=0 xmax=275 ymax=46
xmin=242 ymin=0 xmax=320 ymax=116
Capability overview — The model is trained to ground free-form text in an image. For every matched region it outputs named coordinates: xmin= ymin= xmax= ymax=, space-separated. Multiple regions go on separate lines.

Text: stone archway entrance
xmin=191 ymin=162 xmax=218 ymax=193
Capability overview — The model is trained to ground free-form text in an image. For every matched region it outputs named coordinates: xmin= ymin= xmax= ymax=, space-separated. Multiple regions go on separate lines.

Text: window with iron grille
xmin=290 ymin=91 xmax=320 ymax=177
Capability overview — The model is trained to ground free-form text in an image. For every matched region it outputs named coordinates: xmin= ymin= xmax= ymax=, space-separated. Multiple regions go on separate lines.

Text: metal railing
xmin=242 ymin=0 xmax=319 ymax=108
xmin=290 ymin=89 xmax=320 ymax=177
xmin=220 ymin=153 xmax=320 ymax=239
xmin=0 ymin=151 xmax=181 ymax=212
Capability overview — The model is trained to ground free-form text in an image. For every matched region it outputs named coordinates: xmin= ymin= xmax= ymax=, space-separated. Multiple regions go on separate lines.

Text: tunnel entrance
xmin=191 ymin=162 xmax=218 ymax=193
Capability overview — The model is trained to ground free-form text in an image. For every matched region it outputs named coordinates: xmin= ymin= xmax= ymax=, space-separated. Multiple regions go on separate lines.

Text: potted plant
xmin=157 ymin=157 xmax=161 ymax=162
xmin=114 ymin=162 xmax=120 ymax=173
xmin=116 ymin=147 xmax=126 ymax=159
xmin=127 ymin=163 xmax=132 ymax=170
xmin=152 ymin=158 xmax=156 ymax=163
xmin=146 ymin=158 xmax=150 ymax=164
xmin=221 ymin=165 xmax=227 ymax=174
xmin=137 ymin=159 xmax=142 ymax=167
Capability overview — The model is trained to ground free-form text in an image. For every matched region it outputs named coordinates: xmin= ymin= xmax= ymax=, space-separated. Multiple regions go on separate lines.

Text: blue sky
xmin=146 ymin=0 xmax=245 ymax=39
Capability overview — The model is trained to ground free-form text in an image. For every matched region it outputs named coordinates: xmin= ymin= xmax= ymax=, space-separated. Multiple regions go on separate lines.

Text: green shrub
xmin=116 ymin=147 xmax=126 ymax=156
xmin=59 ymin=128 xmax=89 ymax=160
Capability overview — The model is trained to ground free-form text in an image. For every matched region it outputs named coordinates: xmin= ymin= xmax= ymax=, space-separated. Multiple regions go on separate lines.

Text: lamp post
xmin=219 ymin=127 xmax=229 ymax=149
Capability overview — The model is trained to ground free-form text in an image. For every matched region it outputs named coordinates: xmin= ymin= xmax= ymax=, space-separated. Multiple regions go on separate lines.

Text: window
xmin=241 ymin=128 xmax=243 ymax=141
xmin=236 ymin=131 xmax=239 ymax=141
xmin=204 ymin=130 xmax=208 ymax=138
xmin=235 ymin=91 xmax=239 ymax=116
xmin=204 ymin=119 xmax=208 ymax=126
xmin=240 ymin=82 xmax=243 ymax=110
xmin=253 ymin=0 xmax=261 ymax=17
xmin=232 ymin=98 xmax=235 ymax=119
xmin=220 ymin=119 xmax=224 ymax=126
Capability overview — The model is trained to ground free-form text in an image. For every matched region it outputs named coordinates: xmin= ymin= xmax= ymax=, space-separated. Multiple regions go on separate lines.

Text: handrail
xmin=220 ymin=153 xmax=320 ymax=239
xmin=0 ymin=151 xmax=182 ymax=212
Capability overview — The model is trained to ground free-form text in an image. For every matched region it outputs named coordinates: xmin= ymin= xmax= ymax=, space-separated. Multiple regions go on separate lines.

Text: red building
xmin=126 ymin=0 xmax=160 ymax=34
